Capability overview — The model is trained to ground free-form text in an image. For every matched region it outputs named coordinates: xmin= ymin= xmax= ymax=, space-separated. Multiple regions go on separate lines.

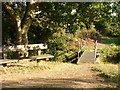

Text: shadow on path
xmin=3 ymin=77 xmax=103 ymax=88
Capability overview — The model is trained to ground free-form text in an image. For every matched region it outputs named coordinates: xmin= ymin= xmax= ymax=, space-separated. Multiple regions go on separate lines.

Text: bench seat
xmin=29 ymin=54 xmax=54 ymax=60
xmin=0 ymin=59 xmax=18 ymax=64
xmin=0 ymin=54 xmax=54 ymax=66
xmin=0 ymin=59 xmax=19 ymax=66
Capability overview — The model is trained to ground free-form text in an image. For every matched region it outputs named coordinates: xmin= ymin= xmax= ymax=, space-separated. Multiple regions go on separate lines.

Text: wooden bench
xmin=0 ymin=44 xmax=54 ymax=66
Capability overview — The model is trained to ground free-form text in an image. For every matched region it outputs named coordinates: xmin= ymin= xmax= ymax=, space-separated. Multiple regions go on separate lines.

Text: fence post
xmin=78 ymin=41 xmax=81 ymax=60
xmin=78 ymin=39 xmax=84 ymax=61
xmin=94 ymin=40 xmax=97 ymax=62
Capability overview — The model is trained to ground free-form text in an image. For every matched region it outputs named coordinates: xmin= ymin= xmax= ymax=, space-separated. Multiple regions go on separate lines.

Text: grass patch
xmin=99 ymin=44 xmax=119 ymax=55
xmin=101 ymin=36 xmax=120 ymax=45
xmin=83 ymin=46 xmax=94 ymax=50
xmin=98 ymin=43 xmax=119 ymax=64
xmin=92 ymin=64 xmax=119 ymax=83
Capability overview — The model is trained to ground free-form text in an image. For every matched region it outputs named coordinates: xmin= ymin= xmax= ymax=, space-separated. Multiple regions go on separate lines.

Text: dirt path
xmin=2 ymin=62 xmax=116 ymax=88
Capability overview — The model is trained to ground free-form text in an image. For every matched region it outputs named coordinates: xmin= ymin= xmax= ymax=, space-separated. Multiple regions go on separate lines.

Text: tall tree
xmin=3 ymin=1 xmax=36 ymax=45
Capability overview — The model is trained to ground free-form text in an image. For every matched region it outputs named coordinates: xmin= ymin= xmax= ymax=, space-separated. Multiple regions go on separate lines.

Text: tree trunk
xmin=3 ymin=2 xmax=36 ymax=58
xmin=20 ymin=2 xmax=35 ymax=57
xmin=16 ymin=20 xmax=22 ymax=45
xmin=21 ymin=2 xmax=35 ymax=45
xmin=21 ymin=29 xmax=28 ymax=45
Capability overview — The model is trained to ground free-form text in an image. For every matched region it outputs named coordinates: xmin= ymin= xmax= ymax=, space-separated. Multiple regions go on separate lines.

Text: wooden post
xmin=78 ymin=43 xmax=80 ymax=60
xmin=37 ymin=50 xmax=41 ymax=55
xmin=3 ymin=52 xmax=7 ymax=59
xmin=94 ymin=40 xmax=97 ymax=63
xmin=78 ymin=39 xmax=84 ymax=61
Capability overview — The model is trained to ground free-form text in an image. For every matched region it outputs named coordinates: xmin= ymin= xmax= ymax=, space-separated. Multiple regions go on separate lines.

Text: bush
xmin=75 ymin=29 xmax=102 ymax=41
xmin=46 ymin=30 xmax=79 ymax=61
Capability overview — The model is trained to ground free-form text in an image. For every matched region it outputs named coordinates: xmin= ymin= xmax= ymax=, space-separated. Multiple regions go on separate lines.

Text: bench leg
xmin=46 ymin=58 xmax=49 ymax=61
xmin=36 ymin=59 xmax=41 ymax=66
xmin=29 ymin=60 xmax=33 ymax=62
xmin=2 ymin=63 xmax=7 ymax=67
xmin=37 ymin=59 xmax=40 ymax=63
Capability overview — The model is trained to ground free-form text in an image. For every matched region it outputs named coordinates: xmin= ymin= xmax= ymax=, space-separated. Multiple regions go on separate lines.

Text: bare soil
xmin=2 ymin=62 xmax=116 ymax=88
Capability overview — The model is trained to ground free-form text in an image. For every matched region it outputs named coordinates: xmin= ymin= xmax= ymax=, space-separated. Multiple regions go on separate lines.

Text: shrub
xmin=46 ymin=30 xmax=80 ymax=61
xmin=75 ymin=29 xmax=102 ymax=41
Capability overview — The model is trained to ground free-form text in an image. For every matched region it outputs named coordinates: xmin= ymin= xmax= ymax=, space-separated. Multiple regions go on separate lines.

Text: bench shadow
xmin=7 ymin=64 xmax=25 ymax=67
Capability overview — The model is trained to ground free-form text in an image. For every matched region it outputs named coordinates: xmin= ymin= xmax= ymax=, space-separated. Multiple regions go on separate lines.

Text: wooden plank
xmin=0 ymin=59 xmax=18 ymax=64
xmin=0 ymin=58 xmax=32 ymax=65
xmin=29 ymin=54 xmax=54 ymax=60
xmin=18 ymin=58 xmax=32 ymax=61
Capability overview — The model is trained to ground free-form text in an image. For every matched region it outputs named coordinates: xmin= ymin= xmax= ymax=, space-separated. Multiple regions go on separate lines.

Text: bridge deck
xmin=77 ymin=50 xmax=95 ymax=64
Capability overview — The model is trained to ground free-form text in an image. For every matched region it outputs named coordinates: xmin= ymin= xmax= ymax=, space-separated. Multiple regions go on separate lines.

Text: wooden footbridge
xmin=65 ymin=40 xmax=98 ymax=64
xmin=77 ymin=40 xmax=98 ymax=64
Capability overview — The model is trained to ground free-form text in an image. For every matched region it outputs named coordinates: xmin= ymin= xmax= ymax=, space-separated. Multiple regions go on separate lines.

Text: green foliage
xmin=101 ymin=36 xmax=120 ymax=45
xmin=28 ymin=50 xmax=38 ymax=56
xmin=3 ymin=2 xmax=119 ymax=45
xmin=6 ymin=52 xmax=14 ymax=59
xmin=46 ymin=30 xmax=76 ymax=61
xmin=75 ymin=28 xmax=102 ymax=40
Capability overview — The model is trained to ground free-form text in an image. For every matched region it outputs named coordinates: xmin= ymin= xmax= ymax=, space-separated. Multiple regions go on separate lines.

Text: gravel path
xmin=2 ymin=62 xmax=116 ymax=88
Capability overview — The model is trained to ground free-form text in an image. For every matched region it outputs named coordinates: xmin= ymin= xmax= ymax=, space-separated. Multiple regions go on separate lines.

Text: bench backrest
xmin=3 ymin=44 xmax=47 ymax=52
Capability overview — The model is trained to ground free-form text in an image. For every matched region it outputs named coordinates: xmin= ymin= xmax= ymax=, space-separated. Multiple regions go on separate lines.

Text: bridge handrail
xmin=78 ymin=39 xmax=85 ymax=60
xmin=78 ymin=39 xmax=97 ymax=62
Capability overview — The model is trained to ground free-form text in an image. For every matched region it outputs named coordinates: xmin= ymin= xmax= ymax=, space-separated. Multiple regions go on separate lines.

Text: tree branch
xmin=21 ymin=2 xmax=36 ymax=29
xmin=3 ymin=3 xmax=19 ymax=25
